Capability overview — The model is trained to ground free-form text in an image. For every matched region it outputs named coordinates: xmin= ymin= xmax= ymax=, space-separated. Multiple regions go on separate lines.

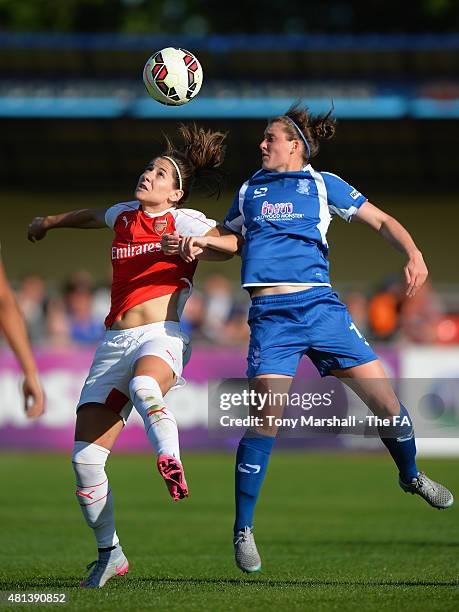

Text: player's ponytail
xmin=271 ymin=100 xmax=336 ymax=161
xmin=308 ymin=109 xmax=336 ymax=145
xmin=162 ymin=123 xmax=227 ymax=206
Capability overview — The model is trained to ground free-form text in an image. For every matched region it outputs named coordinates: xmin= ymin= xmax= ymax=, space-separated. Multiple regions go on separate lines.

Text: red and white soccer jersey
xmin=104 ymin=201 xmax=216 ymax=328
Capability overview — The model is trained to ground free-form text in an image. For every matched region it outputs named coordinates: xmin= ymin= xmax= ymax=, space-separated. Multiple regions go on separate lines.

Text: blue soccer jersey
xmin=224 ymin=164 xmax=367 ymax=288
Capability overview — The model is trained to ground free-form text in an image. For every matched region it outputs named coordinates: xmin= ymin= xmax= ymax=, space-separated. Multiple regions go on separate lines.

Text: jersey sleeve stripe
xmin=309 ymin=168 xmax=331 ymax=248
xmin=329 ymin=203 xmax=358 ymax=222
xmin=224 ymin=180 xmax=249 ymax=235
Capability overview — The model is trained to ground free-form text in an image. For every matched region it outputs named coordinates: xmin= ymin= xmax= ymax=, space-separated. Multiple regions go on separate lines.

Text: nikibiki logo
xmin=261 ymin=201 xmax=293 ymax=216
xmin=255 ymin=201 xmax=304 ymax=222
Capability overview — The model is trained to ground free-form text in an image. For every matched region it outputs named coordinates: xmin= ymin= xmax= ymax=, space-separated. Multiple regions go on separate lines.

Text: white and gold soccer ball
xmin=142 ymin=47 xmax=203 ymax=106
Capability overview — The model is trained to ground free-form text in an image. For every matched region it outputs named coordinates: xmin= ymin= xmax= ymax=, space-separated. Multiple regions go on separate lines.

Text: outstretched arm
xmin=0 ymin=259 xmax=45 ymax=418
xmin=28 ymin=208 xmax=107 ymax=242
xmin=355 ymin=201 xmax=428 ymax=297
xmin=195 ymin=226 xmax=242 ymax=260
xmin=162 ymin=225 xmax=242 ymax=262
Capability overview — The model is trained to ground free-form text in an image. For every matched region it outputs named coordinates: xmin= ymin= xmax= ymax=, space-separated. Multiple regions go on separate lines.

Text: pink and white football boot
xmin=157 ymin=454 xmax=189 ymax=501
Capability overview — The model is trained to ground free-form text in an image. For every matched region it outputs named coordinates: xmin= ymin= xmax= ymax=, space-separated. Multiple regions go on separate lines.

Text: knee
xmin=129 ymin=375 xmax=162 ymax=404
xmin=72 ymin=441 xmax=109 ymax=481
xmin=72 ymin=440 xmax=109 ymax=463
xmin=128 ymin=376 xmax=174 ymax=428
xmin=72 ymin=442 xmax=110 ymax=513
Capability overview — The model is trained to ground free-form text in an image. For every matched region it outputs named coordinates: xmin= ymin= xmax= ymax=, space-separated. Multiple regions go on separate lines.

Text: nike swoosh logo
xmin=237 ymin=463 xmax=261 ymax=474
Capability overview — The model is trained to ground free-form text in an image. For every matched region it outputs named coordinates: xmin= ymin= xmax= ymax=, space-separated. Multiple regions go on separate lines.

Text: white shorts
xmin=77 ymin=321 xmax=191 ymax=422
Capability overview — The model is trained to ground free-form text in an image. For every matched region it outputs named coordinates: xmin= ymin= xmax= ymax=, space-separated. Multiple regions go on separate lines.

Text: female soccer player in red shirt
xmin=28 ymin=124 xmax=229 ymax=588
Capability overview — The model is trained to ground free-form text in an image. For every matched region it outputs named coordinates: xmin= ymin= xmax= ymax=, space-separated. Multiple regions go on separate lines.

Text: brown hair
xmin=269 ymin=101 xmax=336 ymax=161
xmin=160 ymin=123 xmax=227 ymax=206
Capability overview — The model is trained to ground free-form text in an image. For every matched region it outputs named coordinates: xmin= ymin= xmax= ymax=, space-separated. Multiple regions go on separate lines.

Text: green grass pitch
xmin=0 ymin=452 xmax=458 ymax=611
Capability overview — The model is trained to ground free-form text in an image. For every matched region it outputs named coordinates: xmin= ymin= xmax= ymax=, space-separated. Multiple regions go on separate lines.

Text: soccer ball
xmin=142 ymin=47 xmax=203 ymax=106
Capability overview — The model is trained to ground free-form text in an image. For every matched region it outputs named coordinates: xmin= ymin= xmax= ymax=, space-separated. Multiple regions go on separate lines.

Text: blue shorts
xmin=247 ymin=286 xmax=377 ymax=378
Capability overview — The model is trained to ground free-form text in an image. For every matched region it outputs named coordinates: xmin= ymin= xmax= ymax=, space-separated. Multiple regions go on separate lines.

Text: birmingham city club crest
xmin=296 ymin=179 xmax=310 ymax=195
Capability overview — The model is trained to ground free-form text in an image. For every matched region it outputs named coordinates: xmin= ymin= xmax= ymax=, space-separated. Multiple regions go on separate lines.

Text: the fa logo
xmin=153 ymin=217 xmax=168 ymax=236
xmin=253 ymin=187 xmax=268 ymax=198
xmin=296 ymin=179 xmax=310 ymax=195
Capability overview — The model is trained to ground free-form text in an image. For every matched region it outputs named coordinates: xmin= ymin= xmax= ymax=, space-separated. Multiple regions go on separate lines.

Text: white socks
xmin=72 ymin=377 xmax=180 ymax=549
xmin=129 ymin=375 xmax=180 ymax=459
xmin=72 ymin=441 xmax=119 ymax=549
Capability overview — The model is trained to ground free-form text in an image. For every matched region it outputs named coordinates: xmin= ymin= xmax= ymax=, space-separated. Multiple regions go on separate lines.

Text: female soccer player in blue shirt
xmin=164 ymin=103 xmax=454 ymax=573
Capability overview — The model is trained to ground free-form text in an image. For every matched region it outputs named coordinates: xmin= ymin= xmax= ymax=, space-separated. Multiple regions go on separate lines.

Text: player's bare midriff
xmin=250 ymin=285 xmax=315 ymax=298
xmin=109 ymin=292 xmax=181 ymax=330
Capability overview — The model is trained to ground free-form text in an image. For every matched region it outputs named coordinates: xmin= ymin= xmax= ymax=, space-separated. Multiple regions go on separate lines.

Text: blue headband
xmin=283 ymin=116 xmax=311 ymax=159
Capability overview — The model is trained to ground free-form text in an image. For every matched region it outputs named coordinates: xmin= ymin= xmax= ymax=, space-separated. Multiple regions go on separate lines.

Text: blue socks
xmin=234 ymin=430 xmax=275 ymax=534
xmin=378 ymin=403 xmax=418 ymax=483
xmin=234 ymin=405 xmax=418 ymax=534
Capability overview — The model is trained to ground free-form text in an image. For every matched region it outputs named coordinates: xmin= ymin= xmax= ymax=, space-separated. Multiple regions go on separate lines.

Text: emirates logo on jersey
xmin=153 ymin=217 xmax=168 ymax=236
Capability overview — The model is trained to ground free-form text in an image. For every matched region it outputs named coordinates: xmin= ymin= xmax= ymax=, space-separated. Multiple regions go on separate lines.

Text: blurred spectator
xmin=180 ymin=290 xmax=206 ymax=341
xmin=64 ymin=272 xmax=104 ymax=344
xmin=399 ymin=280 xmax=444 ymax=343
xmin=202 ymin=274 xmax=233 ymax=340
xmin=367 ymin=276 xmax=403 ymax=341
xmin=1 ymin=269 xmax=458 ymax=347
xmin=345 ymin=290 xmax=369 ymax=337
xmin=435 ymin=315 xmax=459 ymax=344
xmin=65 ymin=288 xmax=104 ymax=344
xmin=368 ymin=292 xmax=399 ymax=340
xmin=44 ymin=295 xmax=72 ymax=348
xmin=16 ymin=274 xmax=47 ymax=343
xmin=367 ymin=275 xmax=446 ymax=344
xmin=220 ymin=304 xmax=250 ymax=346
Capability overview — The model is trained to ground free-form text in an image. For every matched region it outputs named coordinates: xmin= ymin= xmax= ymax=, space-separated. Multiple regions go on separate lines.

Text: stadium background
xmin=0 ymin=2 xmax=458 ymax=609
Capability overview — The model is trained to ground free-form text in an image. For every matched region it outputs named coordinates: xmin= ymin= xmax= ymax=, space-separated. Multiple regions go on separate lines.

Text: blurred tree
xmin=0 ymin=0 xmax=205 ymax=33
xmin=0 ymin=0 xmax=457 ymax=32
xmin=0 ymin=0 xmax=120 ymax=32
xmin=422 ymin=0 xmax=454 ymax=18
